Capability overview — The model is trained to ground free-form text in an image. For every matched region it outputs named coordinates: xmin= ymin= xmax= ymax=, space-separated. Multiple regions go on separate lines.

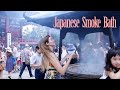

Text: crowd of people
xmin=0 ymin=44 xmax=35 ymax=79
xmin=0 ymin=35 xmax=79 ymax=79
xmin=0 ymin=35 xmax=120 ymax=79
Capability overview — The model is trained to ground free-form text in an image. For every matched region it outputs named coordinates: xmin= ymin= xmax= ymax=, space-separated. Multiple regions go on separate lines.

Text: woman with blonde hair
xmin=39 ymin=35 xmax=77 ymax=79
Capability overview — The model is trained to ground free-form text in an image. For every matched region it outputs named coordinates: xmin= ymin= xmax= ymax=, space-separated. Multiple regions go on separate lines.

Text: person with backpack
xmin=18 ymin=44 xmax=33 ymax=79
xmin=5 ymin=47 xmax=16 ymax=79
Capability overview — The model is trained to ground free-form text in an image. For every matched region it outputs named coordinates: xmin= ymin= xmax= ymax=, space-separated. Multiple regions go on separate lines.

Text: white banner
xmin=7 ymin=33 xmax=11 ymax=47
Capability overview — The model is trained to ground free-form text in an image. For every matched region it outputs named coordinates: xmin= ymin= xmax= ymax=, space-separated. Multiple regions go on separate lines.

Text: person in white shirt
xmin=13 ymin=45 xmax=18 ymax=58
xmin=29 ymin=47 xmax=35 ymax=57
xmin=18 ymin=45 xmax=33 ymax=79
xmin=30 ymin=46 xmax=45 ymax=79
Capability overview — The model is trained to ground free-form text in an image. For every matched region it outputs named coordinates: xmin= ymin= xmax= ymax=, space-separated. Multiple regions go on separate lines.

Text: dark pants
xmin=19 ymin=62 xmax=33 ymax=77
xmin=35 ymin=69 xmax=45 ymax=79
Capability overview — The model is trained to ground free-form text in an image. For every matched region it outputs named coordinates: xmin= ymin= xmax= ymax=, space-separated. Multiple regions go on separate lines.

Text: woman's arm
xmin=49 ymin=53 xmax=74 ymax=75
xmin=60 ymin=54 xmax=69 ymax=65
xmin=107 ymin=70 xmax=120 ymax=79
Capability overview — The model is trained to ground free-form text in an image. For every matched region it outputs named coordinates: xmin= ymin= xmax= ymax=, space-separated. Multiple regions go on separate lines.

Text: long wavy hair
xmin=39 ymin=35 xmax=54 ymax=72
xmin=105 ymin=47 xmax=120 ymax=72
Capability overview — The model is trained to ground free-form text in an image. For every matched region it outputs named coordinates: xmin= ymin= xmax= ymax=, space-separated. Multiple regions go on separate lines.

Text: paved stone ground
xmin=1 ymin=68 xmax=35 ymax=79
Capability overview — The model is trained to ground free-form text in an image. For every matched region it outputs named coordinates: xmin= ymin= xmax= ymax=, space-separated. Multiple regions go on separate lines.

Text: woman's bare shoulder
xmin=49 ymin=52 xmax=58 ymax=61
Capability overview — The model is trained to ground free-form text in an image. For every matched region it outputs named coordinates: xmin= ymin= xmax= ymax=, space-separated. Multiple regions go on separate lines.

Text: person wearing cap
xmin=5 ymin=47 xmax=16 ymax=79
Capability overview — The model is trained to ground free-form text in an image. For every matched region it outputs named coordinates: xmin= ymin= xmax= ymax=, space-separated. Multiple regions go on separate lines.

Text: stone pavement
xmin=1 ymin=68 xmax=35 ymax=79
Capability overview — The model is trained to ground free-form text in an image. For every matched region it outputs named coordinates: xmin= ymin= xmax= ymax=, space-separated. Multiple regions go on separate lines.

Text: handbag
xmin=23 ymin=51 xmax=30 ymax=65
xmin=25 ymin=59 xmax=30 ymax=65
xmin=0 ymin=61 xmax=5 ymax=71
xmin=0 ymin=65 xmax=4 ymax=71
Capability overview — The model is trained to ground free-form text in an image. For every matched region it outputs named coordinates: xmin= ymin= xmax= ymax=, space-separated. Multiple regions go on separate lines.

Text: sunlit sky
xmin=5 ymin=11 xmax=73 ymax=19
xmin=6 ymin=11 xmax=73 ymax=35
xmin=25 ymin=11 xmax=73 ymax=18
